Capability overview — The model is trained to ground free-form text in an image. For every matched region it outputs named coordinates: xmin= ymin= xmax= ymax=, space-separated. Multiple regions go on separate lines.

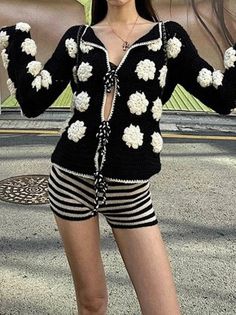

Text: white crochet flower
xmin=158 ymin=65 xmax=168 ymax=88
xmin=197 ymin=68 xmax=213 ymax=87
xmin=67 ymin=120 xmax=87 ymax=143
xmin=166 ymin=36 xmax=182 ymax=59
xmin=151 ymin=97 xmax=163 ymax=121
xmin=122 ymin=124 xmax=144 ymax=149
xmin=6 ymin=78 xmax=16 ymax=96
xmin=77 ymin=62 xmax=93 ymax=82
xmin=1 ymin=49 xmax=9 ymax=68
xmin=73 ymin=91 xmax=91 ymax=112
xmin=147 ymin=38 xmax=162 ymax=52
xmin=32 ymin=75 xmax=42 ymax=92
xmin=224 ymin=47 xmax=236 ymax=69
xmin=80 ymin=40 xmax=94 ymax=54
xmin=151 ymin=132 xmax=163 ymax=153
xmin=26 ymin=61 xmax=43 ymax=77
xmin=127 ymin=91 xmax=149 ymax=115
xmin=15 ymin=22 xmax=31 ymax=33
xmin=212 ymin=70 xmax=224 ymax=89
xmin=0 ymin=31 xmax=9 ymax=50
xmin=21 ymin=38 xmax=37 ymax=56
xmin=65 ymin=38 xmax=78 ymax=58
xmin=135 ymin=59 xmax=156 ymax=81
xmin=41 ymin=70 xmax=52 ymax=89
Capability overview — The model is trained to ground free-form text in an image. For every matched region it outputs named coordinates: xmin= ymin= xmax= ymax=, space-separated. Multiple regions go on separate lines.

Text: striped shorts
xmin=47 ymin=164 xmax=158 ymax=229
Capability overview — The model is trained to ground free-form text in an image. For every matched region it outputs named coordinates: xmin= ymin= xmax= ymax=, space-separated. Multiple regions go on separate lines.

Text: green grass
xmin=2 ymin=84 xmax=73 ymax=108
xmin=164 ymin=84 xmax=213 ymax=112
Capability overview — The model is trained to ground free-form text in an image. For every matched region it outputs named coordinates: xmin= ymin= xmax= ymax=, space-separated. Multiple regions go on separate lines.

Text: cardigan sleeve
xmin=0 ymin=22 xmax=79 ymax=118
xmin=164 ymin=20 xmax=236 ymax=115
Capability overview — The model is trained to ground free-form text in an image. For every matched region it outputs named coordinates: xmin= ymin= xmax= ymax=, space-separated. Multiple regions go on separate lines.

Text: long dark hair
xmin=91 ymin=0 xmax=159 ymax=25
xmin=189 ymin=0 xmax=234 ymax=57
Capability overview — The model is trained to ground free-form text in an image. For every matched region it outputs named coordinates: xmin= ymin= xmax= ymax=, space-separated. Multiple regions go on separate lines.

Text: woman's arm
xmin=0 ymin=22 xmax=79 ymax=118
xmin=164 ymin=20 xmax=236 ymax=116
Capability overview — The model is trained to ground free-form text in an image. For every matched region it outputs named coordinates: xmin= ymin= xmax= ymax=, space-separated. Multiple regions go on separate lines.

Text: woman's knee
xmin=78 ymin=291 xmax=109 ymax=314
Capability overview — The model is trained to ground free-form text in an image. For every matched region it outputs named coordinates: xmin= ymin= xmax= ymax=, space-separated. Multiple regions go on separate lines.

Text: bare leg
xmin=111 ymin=224 xmax=181 ymax=315
xmin=53 ymin=213 xmax=108 ymax=315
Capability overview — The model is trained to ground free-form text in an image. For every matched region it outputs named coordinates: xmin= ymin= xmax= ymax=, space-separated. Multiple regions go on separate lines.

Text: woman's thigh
xmin=47 ymin=164 xmax=108 ymax=305
xmin=53 ymin=213 xmax=108 ymax=302
xmin=111 ymin=224 xmax=181 ymax=315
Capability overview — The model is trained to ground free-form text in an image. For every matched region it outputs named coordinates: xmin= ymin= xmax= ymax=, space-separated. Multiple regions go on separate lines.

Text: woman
xmin=0 ymin=0 xmax=235 ymax=314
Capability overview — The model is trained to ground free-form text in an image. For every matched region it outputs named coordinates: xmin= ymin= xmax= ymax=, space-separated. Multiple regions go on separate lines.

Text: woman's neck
xmin=103 ymin=1 xmax=139 ymax=25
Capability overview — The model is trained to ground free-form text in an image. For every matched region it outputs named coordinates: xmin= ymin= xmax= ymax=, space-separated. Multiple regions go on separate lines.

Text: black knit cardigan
xmin=0 ymin=21 xmax=236 ymax=183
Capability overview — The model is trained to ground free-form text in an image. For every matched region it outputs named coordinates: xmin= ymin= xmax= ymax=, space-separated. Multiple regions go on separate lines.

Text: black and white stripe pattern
xmin=103 ymin=65 xmax=120 ymax=96
xmin=47 ymin=164 xmax=158 ymax=229
xmin=94 ymin=120 xmax=111 ymax=210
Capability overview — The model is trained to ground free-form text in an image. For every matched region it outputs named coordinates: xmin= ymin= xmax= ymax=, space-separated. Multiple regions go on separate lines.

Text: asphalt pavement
xmin=0 ymin=110 xmax=235 ymax=314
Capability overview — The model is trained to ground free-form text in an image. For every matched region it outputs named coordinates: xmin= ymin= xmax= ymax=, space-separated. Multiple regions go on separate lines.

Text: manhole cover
xmin=0 ymin=175 xmax=49 ymax=205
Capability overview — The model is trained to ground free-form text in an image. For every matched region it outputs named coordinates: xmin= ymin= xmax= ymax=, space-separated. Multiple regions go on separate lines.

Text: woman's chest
xmin=77 ymin=39 xmax=166 ymax=86
xmin=89 ymin=24 xmax=162 ymax=67
xmin=93 ymin=32 xmax=128 ymax=67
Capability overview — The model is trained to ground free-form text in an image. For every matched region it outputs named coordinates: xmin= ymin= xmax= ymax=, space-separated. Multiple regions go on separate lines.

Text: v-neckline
xmin=86 ymin=22 xmax=160 ymax=68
